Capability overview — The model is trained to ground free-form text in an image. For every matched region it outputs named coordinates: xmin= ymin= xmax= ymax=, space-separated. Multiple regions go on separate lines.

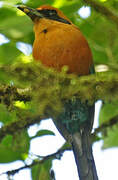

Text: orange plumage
xmin=33 ymin=5 xmax=93 ymax=75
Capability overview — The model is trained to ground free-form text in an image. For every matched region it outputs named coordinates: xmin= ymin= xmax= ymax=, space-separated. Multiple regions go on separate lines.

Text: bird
xmin=17 ymin=4 xmax=98 ymax=180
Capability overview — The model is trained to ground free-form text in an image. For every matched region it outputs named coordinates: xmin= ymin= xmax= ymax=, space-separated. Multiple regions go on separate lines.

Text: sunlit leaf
xmin=14 ymin=101 xmax=30 ymax=109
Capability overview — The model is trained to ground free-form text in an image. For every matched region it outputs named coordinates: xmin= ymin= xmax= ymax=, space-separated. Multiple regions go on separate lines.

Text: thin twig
xmin=0 ymin=148 xmax=71 ymax=177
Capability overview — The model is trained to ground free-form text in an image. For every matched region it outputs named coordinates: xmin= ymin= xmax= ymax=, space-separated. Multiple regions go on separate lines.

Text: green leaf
xmin=100 ymin=102 xmax=118 ymax=124
xmin=0 ymin=10 xmax=33 ymax=42
xmin=0 ymin=135 xmax=21 ymax=163
xmin=0 ymin=7 xmax=16 ymax=22
xmin=0 ymin=130 xmax=30 ymax=163
xmin=99 ymin=102 xmax=118 ymax=149
xmin=60 ymin=142 xmax=71 ymax=150
xmin=31 ymin=130 xmax=55 ymax=139
xmin=0 ymin=42 xmax=21 ymax=64
xmin=32 ymin=159 xmax=52 ymax=180
xmin=32 ymin=163 xmax=41 ymax=180
xmin=102 ymin=125 xmax=118 ymax=149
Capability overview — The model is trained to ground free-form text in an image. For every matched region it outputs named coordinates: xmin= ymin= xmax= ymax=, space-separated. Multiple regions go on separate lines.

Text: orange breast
xmin=33 ymin=19 xmax=93 ymax=75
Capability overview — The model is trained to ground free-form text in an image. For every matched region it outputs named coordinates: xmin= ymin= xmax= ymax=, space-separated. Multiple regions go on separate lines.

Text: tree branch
xmin=83 ymin=0 xmax=118 ymax=26
xmin=1 ymin=63 xmax=118 ymax=143
xmin=1 ymin=62 xmax=118 ymax=103
xmin=1 ymin=71 xmax=118 ymax=103
xmin=0 ymin=147 xmax=71 ymax=177
xmin=0 ymin=107 xmax=117 ymax=145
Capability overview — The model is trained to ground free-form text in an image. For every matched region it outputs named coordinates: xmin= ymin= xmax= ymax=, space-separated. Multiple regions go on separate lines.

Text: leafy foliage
xmin=0 ymin=0 xmax=118 ymax=179
xmin=32 ymin=160 xmax=52 ymax=180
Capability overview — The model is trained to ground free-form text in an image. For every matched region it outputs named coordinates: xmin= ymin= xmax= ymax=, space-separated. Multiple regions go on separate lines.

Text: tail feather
xmin=72 ymin=132 xmax=98 ymax=180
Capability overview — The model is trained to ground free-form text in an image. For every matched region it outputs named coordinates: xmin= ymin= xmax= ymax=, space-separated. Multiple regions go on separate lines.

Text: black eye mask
xmin=37 ymin=9 xmax=71 ymax=24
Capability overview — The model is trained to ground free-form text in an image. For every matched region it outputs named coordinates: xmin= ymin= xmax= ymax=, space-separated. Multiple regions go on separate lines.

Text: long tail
xmin=72 ymin=131 xmax=98 ymax=180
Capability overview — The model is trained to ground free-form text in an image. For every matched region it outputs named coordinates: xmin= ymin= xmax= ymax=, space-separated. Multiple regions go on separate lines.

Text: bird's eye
xmin=49 ymin=10 xmax=57 ymax=15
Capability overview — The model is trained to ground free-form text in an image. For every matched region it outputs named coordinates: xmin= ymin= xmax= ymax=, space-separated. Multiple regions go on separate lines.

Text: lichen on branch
xmin=0 ymin=62 xmax=118 ymax=142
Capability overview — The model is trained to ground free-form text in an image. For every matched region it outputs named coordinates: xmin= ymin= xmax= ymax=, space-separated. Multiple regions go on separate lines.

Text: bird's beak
xmin=17 ymin=5 xmax=43 ymax=21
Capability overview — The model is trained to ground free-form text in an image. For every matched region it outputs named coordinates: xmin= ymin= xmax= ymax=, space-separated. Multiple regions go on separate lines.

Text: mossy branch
xmin=1 ymin=62 xmax=118 ymax=104
xmin=0 ymin=85 xmax=31 ymax=107
xmin=0 ymin=62 xmax=118 ymax=142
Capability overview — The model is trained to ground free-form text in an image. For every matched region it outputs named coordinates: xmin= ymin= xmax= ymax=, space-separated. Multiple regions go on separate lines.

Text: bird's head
xmin=17 ymin=4 xmax=72 ymax=25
